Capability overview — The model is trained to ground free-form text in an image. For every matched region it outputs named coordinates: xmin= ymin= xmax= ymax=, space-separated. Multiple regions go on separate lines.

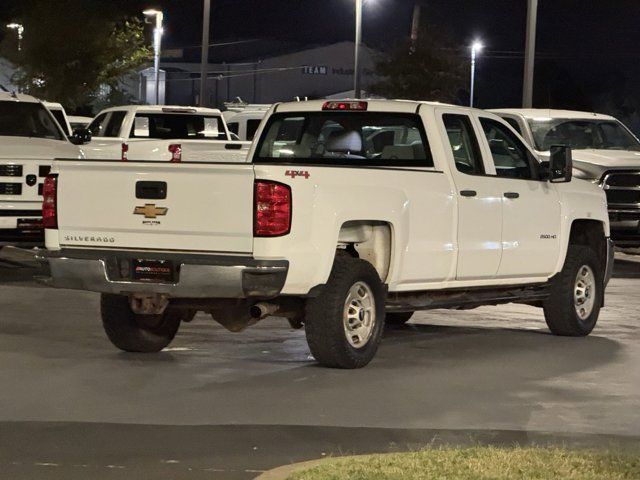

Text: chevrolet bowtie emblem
xmin=134 ymin=204 xmax=168 ymax=219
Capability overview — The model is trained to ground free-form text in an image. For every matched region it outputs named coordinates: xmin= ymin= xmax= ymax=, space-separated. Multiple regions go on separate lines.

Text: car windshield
xmin=0 ymin=101 xmax=65 ymax=140
xmin=255 ymin=112 xmax=433 ymax=167
xmin=130 ymin=114 xmax=228 ymax=140
xmin=528 ymin=118 xmax=640 ymax=152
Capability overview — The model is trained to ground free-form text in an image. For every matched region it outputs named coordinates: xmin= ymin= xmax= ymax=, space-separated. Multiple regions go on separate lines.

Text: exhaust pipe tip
xmin=249 ymin=302 xmax=279 ymax=320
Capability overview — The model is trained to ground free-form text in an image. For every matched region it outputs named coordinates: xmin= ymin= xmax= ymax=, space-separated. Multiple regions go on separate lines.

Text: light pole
xmin=469 ymin=41 xmax=483 ymax=108
xmin=353 ymin=0 xmax=363 ymax=99
xmin=6 ymin=23 xmax=24 ymax=52
xmin=143 ymin=9 xmax=164 ymax=105
xmin=522 ymin=0 xmax=538 ymax=108
xmin=200 ymin=0 xmax=211 ymax=107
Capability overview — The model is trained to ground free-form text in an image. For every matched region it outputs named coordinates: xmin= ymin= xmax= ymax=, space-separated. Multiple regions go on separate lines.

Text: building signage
xmin=302 ymin=65 xmax=328 ymax=75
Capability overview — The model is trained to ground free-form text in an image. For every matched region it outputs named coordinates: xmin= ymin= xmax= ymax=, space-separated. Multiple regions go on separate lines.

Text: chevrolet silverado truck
xmin=42 ymin=100 xmax=614 ymax=368
xmin=0 ymin=92 xmax=82 ymax=247
xmin=75 ymin=105 xmax=251 ymax=163
xmin=492 ymin=109 xmax=640 ymax=247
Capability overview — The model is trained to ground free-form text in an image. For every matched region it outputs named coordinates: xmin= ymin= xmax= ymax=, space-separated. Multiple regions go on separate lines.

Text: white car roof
xmin=490 ymin=108 xmax=616 ymax=122
xmin=275 ymin=99 xmax=469 ymax=114
xmin=43 ymin=101 xmax=65 ymax=110
xmin=0 ymin=92 xmax=41 ymax=104
xmin=97 ymin=105 xmax=223 ymax=115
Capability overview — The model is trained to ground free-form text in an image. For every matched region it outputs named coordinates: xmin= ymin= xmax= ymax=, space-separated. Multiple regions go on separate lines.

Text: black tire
xmin=100 ymin=294 xmax=185 ymax=353
xmin=305 ymin=256 xmax=385 ymax=369
xmin=543 ymin=245 xmax=603 ymax=336
xmin=385 ymin=311 xmax=414 ymax=325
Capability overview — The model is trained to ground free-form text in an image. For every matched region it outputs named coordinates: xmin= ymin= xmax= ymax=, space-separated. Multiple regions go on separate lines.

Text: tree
xmin=370 ymin=28 xmax=466 ymax=103
xmin=0 ymin=0 xmax=151 ymax=111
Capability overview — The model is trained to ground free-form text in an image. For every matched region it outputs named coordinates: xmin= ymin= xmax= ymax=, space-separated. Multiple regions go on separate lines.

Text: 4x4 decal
xmin=285 ymin=170 xmax=310 ymax=179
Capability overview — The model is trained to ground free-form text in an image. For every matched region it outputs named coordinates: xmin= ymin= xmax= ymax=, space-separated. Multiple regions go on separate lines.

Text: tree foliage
xmin=370 ymin=28 xmax=466 ymax=103
xmin=0 ymin=0 xmax=151 ymax=110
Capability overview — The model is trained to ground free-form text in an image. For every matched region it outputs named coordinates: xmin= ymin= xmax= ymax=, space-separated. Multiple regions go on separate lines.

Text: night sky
xmin=2 ymin=0 xmax=640 ymax=122
xmin=145 ymin=0 xmax=640 ymax=112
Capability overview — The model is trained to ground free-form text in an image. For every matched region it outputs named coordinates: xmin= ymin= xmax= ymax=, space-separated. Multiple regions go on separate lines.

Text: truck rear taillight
xmin=169 ymin=144 xmax=182 ymax=162
xmin=42 ymin=174 xmax=58 ymax=229
xmin=121 ymin=143 xmax=129 ymax=161
xmin=254 ymin=181 xmax=291 ymax=237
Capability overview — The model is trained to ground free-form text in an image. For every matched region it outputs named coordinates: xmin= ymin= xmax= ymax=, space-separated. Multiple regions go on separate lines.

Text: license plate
xmin=132 ymin=259 xmax=174 ymax=283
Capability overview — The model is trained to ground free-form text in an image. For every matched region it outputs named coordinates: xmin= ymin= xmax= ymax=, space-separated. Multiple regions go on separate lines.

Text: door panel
xmin=476 ymin=116 xmax=561 ymax=278
xmin=439 ymin=111 xmax=503 ymax=280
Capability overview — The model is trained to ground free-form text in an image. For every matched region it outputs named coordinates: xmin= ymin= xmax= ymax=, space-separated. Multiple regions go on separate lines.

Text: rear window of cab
xmin=254 ymin=112 xmax=434 ymax=168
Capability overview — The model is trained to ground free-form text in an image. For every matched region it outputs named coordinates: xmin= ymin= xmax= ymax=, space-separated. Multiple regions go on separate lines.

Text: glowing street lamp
xmin=6 ymin=23 xmax=24 ymax=52
xmin=143 ymin=9 xmax=164 ymax=105
xmin=470 ymin=41 xmax=483 ymax=108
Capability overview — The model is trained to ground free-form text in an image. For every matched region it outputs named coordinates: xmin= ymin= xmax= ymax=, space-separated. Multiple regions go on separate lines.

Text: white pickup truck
xmin=42 ymin=100 xmax=614 ymax=368
xmin=74 ymin=105 xmax=250 ymax=163
xmin=492 ymin=109 xmax=640 ymax=247
xmin=0 ymin=92 xmax=82 ymax=247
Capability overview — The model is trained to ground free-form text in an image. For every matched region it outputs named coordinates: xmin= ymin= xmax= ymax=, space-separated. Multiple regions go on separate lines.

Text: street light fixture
xmin=6 ymin=23 xmax=24 ymax=52
xmin=469 ymin=41 xmax=483 ymax=108
xmin=143 ymin=9 xmax=164 ymax=105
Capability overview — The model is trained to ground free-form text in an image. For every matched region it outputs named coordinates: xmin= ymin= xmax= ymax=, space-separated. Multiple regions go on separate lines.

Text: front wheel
xmin=544 ymin=245 xmax=603 ymax=336
xmin=305 ymin=256 xmax=385 ymax=369
xmin=101 ymin=294 xmax=186 ymax=353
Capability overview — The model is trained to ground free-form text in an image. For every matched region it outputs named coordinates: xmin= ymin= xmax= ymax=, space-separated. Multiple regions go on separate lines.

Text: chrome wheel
xmin=574 ymin=265 xmax=596 ymax=321
xmin=343 ymin=281 xmax=376 ymax=349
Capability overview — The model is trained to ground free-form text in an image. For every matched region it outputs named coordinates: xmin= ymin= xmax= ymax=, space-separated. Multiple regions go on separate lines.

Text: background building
xmin=136 ymin=41 xmax=378 ymax=107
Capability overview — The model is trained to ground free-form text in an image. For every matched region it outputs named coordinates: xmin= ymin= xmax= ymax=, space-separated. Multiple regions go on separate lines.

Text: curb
xmin=254 ymin=458 xmax=328 ymax=480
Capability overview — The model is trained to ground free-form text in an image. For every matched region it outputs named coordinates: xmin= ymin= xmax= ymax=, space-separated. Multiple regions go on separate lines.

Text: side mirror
xmin=71 ymin=128 xmax=92 ymax=145
xmin=549 ymin=145 xmax=572 ymax=183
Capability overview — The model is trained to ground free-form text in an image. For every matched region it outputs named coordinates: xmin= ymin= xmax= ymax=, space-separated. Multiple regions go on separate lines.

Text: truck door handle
xmin=460 ymin=190 xmax=477 ymax=197
xmin=504 ymin=192 xmax=520 ymax=199
xmin=136 ymin=181 xmax=167 ymax=200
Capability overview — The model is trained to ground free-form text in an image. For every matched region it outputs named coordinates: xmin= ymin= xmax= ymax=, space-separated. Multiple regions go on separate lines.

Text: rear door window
xmin=246 ymin=119 xmax=262 ymax=141
xmin=255 ymin=112 xmax=433 ymax=168
xmin=130 ymin=114 xmax=228 ymax=140
xmin=443 ymin=114 xmax=484 ymax=175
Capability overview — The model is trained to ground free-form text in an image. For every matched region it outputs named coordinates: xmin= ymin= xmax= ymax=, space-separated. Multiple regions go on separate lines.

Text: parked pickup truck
xmin=42 ymin=100 xmax=614 ymax=368
xmin=492 ymin=109 xmax=640 ymax=247
xmin=75 ymin=105 xmax=251 ymax=162
xmin=0 ymin=92 xmax=82 ymax=247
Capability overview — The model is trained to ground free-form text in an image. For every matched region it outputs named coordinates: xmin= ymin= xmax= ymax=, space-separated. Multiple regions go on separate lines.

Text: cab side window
xmin=87 ymin=113 xmax=108 ymax=137
xmin=480 ymin=118 xmax=538 ymax=180
xmin=503 ymin=117 xmax=523 ymax=136
xmin=103 ymin=111 xmax=126 ymax=138
xmin=443 ymin=114 xmax=485 ymax=175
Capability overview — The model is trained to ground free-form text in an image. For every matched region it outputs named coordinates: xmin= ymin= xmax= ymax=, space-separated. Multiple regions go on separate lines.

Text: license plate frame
xmin=131 ymin=259 xmax=175 ymax=283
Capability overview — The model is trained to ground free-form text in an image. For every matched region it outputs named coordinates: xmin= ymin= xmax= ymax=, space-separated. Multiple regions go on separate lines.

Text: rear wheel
xmin=305 ymin=256 xmax=385 ymax=369
xmin=544 ymin=245 xmax=603 ymax=336
xmin=101 ymin=294 xmax=186 ymax=352
xmin=385 ymin=311 xmax=414 ymax=325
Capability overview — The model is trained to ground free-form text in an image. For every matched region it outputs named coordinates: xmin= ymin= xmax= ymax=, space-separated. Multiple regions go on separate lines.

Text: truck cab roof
xmin=490 ymin=108 xmax=616 ymax=122
xmin=98 ymin=105 xmax=224 ymax=116
xmin=0 ymin=92 xmax=41 ymax=104
xmin=274 ymin=99 xmax=475 ymax=115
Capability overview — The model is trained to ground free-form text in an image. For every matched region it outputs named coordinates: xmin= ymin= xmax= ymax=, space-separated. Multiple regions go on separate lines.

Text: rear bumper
xmin=39 ymin=249 xmax=288 ymax=299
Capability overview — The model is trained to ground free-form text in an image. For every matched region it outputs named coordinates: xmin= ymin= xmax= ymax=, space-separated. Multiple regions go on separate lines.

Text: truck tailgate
xmin=126 ymin=140 xmax=251 ymax=163
xmin=56 ymin=161 xmax=255 ymax=253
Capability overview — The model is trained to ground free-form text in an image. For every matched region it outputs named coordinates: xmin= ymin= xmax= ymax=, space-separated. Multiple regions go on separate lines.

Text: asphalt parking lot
xmin=0 ymin=251 xmax=638 ymax=479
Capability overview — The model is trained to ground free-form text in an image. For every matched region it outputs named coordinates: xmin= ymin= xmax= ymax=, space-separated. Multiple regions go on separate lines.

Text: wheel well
xmin=337 ymin=221 xmax=392 ymax=283
xmin=569 ymin=220 xmax=607 ymax=267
